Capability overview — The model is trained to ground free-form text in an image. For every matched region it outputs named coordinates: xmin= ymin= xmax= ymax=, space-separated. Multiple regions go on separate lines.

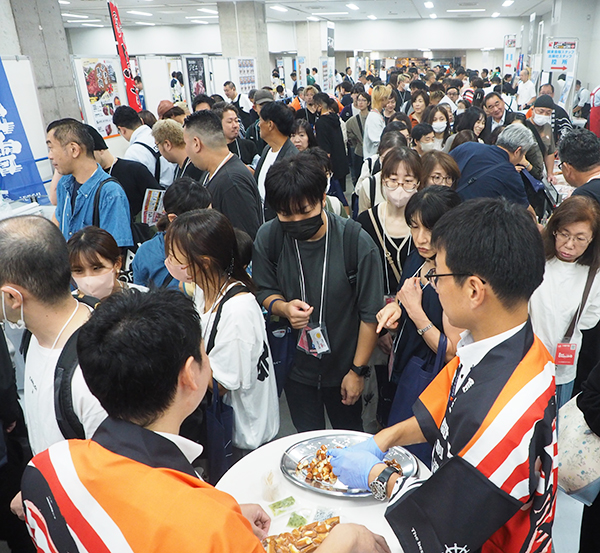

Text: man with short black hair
xmin=48 ymin=119 xmax=133 ymax=246
xmin=345 ymin=66 xmax=354 ymax=85
xmin=212 ymin=103 xmax=258 ymax=166
xmin=192 ymin=93 xmax=215 ymax=112
xmin=558 ymin=128 xmax=600 ymax=201
xmin=223 ymin=81 xmax=253 ymax=129
xmin=253 ymin=157 xmax=383 ymax=433
xmin=113 ymin=105 xmax=175 ymax=187
xmin=537 ymin=83 xmax=573 ymax=144
xmin=330 ymin=198 xmax=556 ymax=553
xmin=480 ymin=92 xmax=518 ymax=143
xmin=183 ymin=110 xmax=262 ymax=238
xmin=245 ymin=89 xmax=274 ymax=153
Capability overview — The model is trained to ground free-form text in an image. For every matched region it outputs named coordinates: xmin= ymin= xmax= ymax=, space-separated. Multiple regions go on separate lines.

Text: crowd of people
xmin=2 ymin=60 xmax=600 ymax=553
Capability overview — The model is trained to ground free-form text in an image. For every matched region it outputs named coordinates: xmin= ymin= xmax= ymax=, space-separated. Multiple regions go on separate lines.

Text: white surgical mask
xmin=420 ymin=142 xmax=437 ymax=153
xmin=73 ymin=270 xmax=116 ymax=300
xmin=432 ymin=122 xmax=447 ymax=134
xmin=533 ymin=113 xmax=552 ymax=126
xmin=383 ymin=186 xmax=414 ymax=209
xmin=1 ymin=288 xmax=26 ymax=330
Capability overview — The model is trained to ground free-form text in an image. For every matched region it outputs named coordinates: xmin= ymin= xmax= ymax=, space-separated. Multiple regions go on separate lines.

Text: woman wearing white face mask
xmin=526 ymin=94 xmax=558 ymax=186
xmin=424 ymin=105 xmax=451 ymax=150
xmin=68 ymin=227 xmax=148 ymax=301
xmin=411 ymin=123 xmax=436 ymax=156
xmin=357 ymin=147 xmax=422 ymax=296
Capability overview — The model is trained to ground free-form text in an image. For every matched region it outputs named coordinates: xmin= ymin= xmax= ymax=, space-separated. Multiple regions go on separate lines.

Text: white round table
xmin=217 ymin=430 xmax=430 ymax=552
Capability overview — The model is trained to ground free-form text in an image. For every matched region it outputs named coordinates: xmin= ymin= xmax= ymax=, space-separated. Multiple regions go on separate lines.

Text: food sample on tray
xmin=262 ymin=516 xmax=340 ymax=553
xmin=296 ymin=445 xmax=337 ymax=484
xmin=268 ymin=496 xmax=296 ymax=517
xmin=384 ymin=457 xmax=403 ymax=475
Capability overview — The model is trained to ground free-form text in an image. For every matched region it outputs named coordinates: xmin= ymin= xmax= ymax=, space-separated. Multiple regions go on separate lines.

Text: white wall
xmin=0 ymin=0 xmax=21 ymax=55
xmin=267 ymin=22 xmax=296 ymax=53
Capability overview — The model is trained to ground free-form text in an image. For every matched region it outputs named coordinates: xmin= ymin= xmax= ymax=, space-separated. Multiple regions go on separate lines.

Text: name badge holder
xmin=295 ymin=213 xmax=331 ymax=359
xmin=555 ymin=266 xmax=596 ymax=367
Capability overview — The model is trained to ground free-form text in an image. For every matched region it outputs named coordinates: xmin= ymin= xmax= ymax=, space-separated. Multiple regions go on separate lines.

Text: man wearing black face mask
xmin=252 ymin=155 xmax=384 ymax=432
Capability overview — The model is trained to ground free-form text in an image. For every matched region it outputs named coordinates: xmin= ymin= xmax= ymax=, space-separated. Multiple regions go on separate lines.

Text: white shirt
xmin=363 ymin=110 xmax=385 ymax=158
xmin=230 ymin=93 xmax=253 ymax=114
xmin=529 ymin=258 xmax=600 ymax=385
xmin=517 ymin=80 xmax=536 ymax=108
xmin=257 ymin=147 xmax=280 ymax=202
xmin=24 ymin=326 xmax=107 ymax=455
xmin=194 ymin=284 xmax=279 ymax=450
xmin=574 ymin=87 xmax=591 ymax=108
xmin=124 ymin=125 xmax=176 ymax=188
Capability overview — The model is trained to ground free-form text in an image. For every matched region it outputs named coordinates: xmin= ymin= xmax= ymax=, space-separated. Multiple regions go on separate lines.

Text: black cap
xmin=533 ymin=94 xmax=555 ymax=109
xmin=83 ymin=124 xmax=108 ymax=151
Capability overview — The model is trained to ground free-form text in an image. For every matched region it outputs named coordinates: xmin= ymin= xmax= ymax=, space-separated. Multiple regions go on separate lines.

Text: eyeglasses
xmin=424 ymin=268 xmax=486 ymax=290
xmin=553 ymin=230 xmax=592 ymax=246
xmin=558 ymin=161 xmax=565 ymax=171
xmin=429 ymin=174 xmax=454 ymax=185
xmin=382 ymin=178 xmax=418 ymax=192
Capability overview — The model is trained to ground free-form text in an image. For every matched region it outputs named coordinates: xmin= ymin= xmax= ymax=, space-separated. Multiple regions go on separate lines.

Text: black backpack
xmin=132 ymin=141 xmax=161 ymax=183
xmin=19 ymin=295 xmax=98 ymax=440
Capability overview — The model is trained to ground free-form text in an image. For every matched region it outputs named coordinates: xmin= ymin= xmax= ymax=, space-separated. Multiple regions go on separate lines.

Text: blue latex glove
xmin=352 ymin=437 xmax=387 ymax=460
xmin=329 ymin=448 xmax=382 ymax=490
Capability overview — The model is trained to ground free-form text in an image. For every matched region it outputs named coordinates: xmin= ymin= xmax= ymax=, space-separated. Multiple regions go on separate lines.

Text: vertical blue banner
xmin=0 ymin=58 xmax=46 ymax=201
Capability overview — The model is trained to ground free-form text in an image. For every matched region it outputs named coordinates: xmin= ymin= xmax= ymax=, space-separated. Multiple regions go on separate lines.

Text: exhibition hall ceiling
xmin=59 ymin=0 xmax=552 ymax=28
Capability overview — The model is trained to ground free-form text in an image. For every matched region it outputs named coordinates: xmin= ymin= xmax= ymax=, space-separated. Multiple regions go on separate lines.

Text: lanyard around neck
xmin=205 ymin=153 xmax=232 ymax=185
xmin=294 ymin=213 xmax=329 ymax=325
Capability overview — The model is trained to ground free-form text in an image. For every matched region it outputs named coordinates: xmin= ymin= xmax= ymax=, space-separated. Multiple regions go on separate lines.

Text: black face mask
xmin=279 ymin=212 xmax=324 ymax=241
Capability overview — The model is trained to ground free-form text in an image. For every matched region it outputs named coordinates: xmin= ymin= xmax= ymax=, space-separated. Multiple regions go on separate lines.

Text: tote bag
xmin=205 ymin=378 xmax=234 ymax=485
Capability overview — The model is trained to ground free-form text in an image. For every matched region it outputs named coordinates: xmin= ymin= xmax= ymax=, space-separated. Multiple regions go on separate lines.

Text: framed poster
xmin=236 ymin=58 xmax=256 ymax=94
xmin=186 ymin=57 xmax=207 ymax=99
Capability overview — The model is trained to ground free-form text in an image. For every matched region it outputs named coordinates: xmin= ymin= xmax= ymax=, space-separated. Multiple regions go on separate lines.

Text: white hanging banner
xmin=503 ymin=35 xmax=516 ymax=75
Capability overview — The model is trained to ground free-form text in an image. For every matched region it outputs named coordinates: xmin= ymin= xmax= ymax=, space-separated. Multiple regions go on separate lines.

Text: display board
xmin=543 ymin=39 xmax=577 ymax=74
xmin=503 ymin=35 xmax=517 ymax=76
xmin=234 ymin=58 xmax=257 ymax=94
xmin=72 ymin=56 xmax=127 ymax=138
xmin=207 ymin=57 xmax=232 ymax=96
xmin=184 ymin=56 xmax=208 ymax=100
xmin=0 ymin=56 xmax=51 ymax=200
xmin=136 ymin=56 xmax=174 ymax=116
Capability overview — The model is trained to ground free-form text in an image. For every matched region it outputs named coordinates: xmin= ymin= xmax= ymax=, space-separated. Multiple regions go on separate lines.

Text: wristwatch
xmin=351 ymin=364 xmax=371 ymax=377
xmin=369 ymin=465 xmax=400 ymax=501
xmin=417 ymin=322 xmax=433 ymax=336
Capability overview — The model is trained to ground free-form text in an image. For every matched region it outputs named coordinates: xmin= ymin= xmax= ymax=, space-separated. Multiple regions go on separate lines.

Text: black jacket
xmin=480 ymin=110 xmax=518 ymax=144
xmin=314 ymin=112 xmax=349 ymax=180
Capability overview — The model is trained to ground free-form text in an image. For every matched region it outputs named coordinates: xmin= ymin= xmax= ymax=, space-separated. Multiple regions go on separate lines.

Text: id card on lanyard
xmin=296 ymin=213 xmax=332 ymax=358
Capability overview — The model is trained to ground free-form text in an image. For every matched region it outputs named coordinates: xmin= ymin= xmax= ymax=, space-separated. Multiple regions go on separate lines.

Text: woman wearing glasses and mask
xmin=375 ymin=186 xmax=463 ymax=462
xmin=420 ymin=151 xmax=460 ymax=189
xmin=529 ymin=195 xmax=600 ymax=409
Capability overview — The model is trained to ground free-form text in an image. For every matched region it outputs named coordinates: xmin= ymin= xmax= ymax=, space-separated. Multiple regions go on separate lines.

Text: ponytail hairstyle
xmin=313 ymin=93 xmax=338 ymax=113
xmin=164 ymin=209 xmax=253 ymax=292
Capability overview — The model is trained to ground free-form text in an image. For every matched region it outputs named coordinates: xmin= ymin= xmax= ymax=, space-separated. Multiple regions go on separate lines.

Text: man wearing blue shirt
xmin=450 ymin=124 xmax=535 ymax=209
xmin=48 ymin=119 xmax=133 ymax=247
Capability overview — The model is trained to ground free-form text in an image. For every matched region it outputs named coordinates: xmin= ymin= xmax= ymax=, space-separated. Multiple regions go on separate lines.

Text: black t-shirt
xmin=173 ymin=158 xmax=207 ymax=184
xmin=110 ymin=158 xmax=159 ymax=218
xmin=295 ymin=108 xmax=318 ymax=127
xmin=206 ymin=155 xmax=262 ymax=239
xmin=253 ymin=214 xmax=384 ymax=387
xmin=572 ymin=178 xmax=600 ymax=206
xmin=228 ymin=138 xmax=257 ymax=165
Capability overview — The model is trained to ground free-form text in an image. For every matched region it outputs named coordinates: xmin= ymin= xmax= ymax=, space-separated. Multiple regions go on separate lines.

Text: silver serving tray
xmin=280 ymin=432 xmax=418 ymax=497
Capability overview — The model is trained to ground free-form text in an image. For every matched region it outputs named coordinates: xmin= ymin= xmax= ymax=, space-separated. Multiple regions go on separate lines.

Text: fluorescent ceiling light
xmin=367 ymin=14 xmax=377 ymax=19
xmin=135 ymin=21 xmax=155 ymax=25
xmin=81 ymin=23 xmax=104 ymax=27
xmin=424 ymin=2 xmax=434 ymax=8
xmin=61 ymin=13 xmax=88 ymax=18
xmin=312 ymin=11 xmax=348 ymax=15
xmin=58 ymin=0 xmax=70 ymax=4
xmin=430 ymin=13 xmax=437 ymax=18
xmin=307 ymin=16 xmax=320 ymax=21
xmin=447 ymin=8 xmax=485 ymax=12
xmin=127 ymin=10 xmax=152 ymax=16
xmin=492 ymin=12 xmax=500 ymax=17
xmin=194 ymin=15 xmax=218 ymax=18
xmin=270 ymin=5 xmax=288 ymax=12
xmin=346 ymin=4 xmax=360 ymax=10
xmin=68 ymin=19 xmax=100 ymax=22
xmin=502 ymin=0 xmax=514 ymax=5
xmin=197 ymin=8 xmax=218 ymax=14
xmin=193 ymin=20 xmax=209 ymax=24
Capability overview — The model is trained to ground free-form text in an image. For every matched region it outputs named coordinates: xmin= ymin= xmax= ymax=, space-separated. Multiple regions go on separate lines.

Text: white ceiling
xmin=59 ymin=0 xmax=552 ymax=29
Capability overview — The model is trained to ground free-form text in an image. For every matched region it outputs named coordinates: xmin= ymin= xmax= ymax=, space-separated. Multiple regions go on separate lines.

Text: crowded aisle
xmin=3 ymin=14 xmax=600 ymax=551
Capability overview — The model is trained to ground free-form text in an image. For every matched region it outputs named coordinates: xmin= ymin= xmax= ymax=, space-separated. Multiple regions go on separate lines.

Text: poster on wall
xmin=297 ymin=57 xmax=306 ymax=88
xmin=237 ymin=58 xmax=256 ymax=94
xmin=186 ymin=58 xmax=206 ymax=99
xmin=82 ymin=58 xmax=123 ymax=138
xmin=503 ymin=35 xmax=516 ymax=75
xmin=0 ymin=58 xmax=46 ymax=201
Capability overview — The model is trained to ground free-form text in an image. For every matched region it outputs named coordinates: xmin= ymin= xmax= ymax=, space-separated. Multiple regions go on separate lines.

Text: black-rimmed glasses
xmin=424 ymin=268 xmax=487 ymax=290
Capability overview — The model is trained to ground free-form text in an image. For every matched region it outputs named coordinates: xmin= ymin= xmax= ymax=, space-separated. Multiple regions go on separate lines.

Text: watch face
xmin=369 ymin=480 xmax=386 ymax=501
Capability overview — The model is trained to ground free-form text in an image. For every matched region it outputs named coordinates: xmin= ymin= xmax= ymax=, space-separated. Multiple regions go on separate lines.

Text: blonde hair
xmin=371 ymin=84 xmax=393 ymax=112
xmin=151 ymin=119 xmax=185 ymax=148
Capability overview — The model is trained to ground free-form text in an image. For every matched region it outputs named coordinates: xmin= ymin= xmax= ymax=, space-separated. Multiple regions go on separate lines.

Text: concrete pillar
xmin=9 ymin=0 xmax=80 ymax=126
xmin=295 ymin=21 xmax=323 ymax=80
xmin=217 ymin=1 xmax=271 ymax=89
xmin=0 ymin=0 xmax=21 ymax=55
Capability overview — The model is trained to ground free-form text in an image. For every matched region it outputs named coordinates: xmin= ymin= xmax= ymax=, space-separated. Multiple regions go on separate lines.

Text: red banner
xmin=107 ymin=1 xmax=142 ymax=111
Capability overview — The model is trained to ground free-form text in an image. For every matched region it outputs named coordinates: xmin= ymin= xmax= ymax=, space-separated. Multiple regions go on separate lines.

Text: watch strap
xmin=351 ymin=364 xmax=370 ymax=377
xmin=369 ymin=465 xmax=399 ymax=500
xmin=417 ymin=322 xmax=433 ymax=336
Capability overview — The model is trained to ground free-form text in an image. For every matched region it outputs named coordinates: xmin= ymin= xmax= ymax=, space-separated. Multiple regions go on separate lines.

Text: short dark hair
xmin=290 ymin=119 xmax=318 ymax=148
xmin=265 ymin=157 xmax=326 ymax=216
xmin=112 ymin=106 xmax=142 ymax=130
xmin=223 ymin=81 xmax=235 ymax=89
xmin=432 ymin=198 xmax=545 ymax=309
xmin=543 ymin=195 xmax=600 ymax=267
xmin=540 ymin=83 xmax=554 ymax=93
xmin=378 ymin=129 xmax=408 ymax=155
xmin=449 ymin=129 xmax=478 ymax=151
xmin=67 ymin=226 xmax=121 ymax=271
xmin=297 ymin=147 xmax=332 ymax=174
xmin=381 ymin=147 xmax=422 ymax=184
xmin=259 ymin=101 xmax=295 ymax=137
xmin=411 ymin=123 xmax=434 ymax=142
xmin=183 ymin=110 xmax=226 ymax=148
xmin=411 ymin=89 xmax=430 ymax=107
xmin=212 ymin=102 xmax=239 ymax=120
xmin=410 ymin=81 xmax=428 ymax=92
xmin=345 ymin=66 xmax=352 ymax=72
xmin=163 ymin=177 xmax=212 ymax=216
xmin=192 ymin=94 xmax=215 ymax=111
xmin=558 ymin=128 xmax=600 ymax=172
xmin=138 ymin=110 xmax=157 ymax=128
xmin=484 ymin=91 xmax=504 ymax=107
xmin=134 ymin=76 xmax=142 ymax=84
xmin=77 ymin=289 xmax=202 ymax=426
xmin=0 ymin=216 xmax=72 ymax=305
xmin=161 ymin=106 xmax=186 ymax=121
xmin=340 ymin=81 xmax=352 ymax=93
xmin=46 ymin=119 xmax=95 ymax=158
xmin=405 ymin=185 xmax=462 ymax=229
